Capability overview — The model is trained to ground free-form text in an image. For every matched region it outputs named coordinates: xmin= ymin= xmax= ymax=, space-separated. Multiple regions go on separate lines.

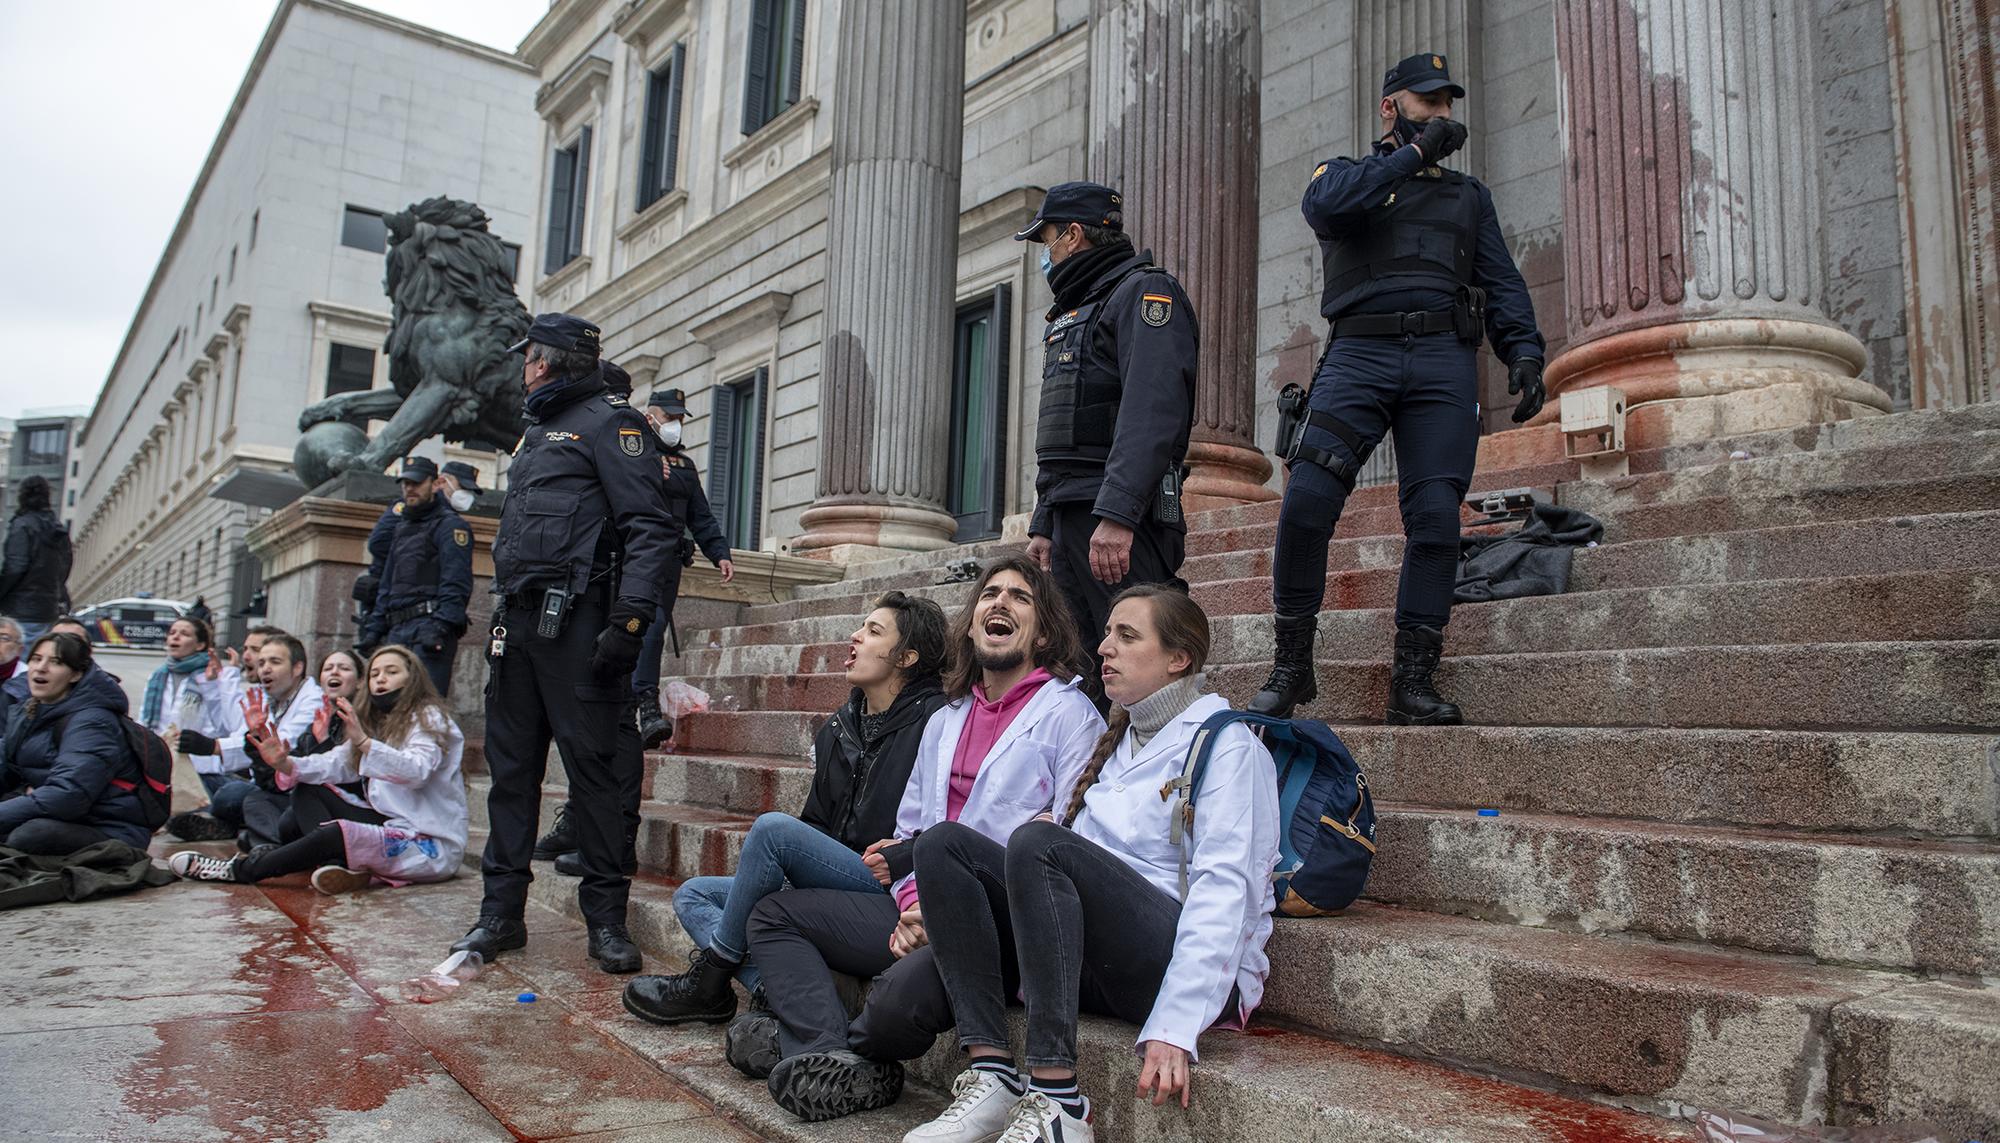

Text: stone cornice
xmin=688 ymin=290 xmax=794 ymax=350
xmin=306 ymin=299 xmax=391 ymax=330
xmin=615 ymin=186 xmax=689 ymax=243
xmin=961 ymin=186 xmax=1042 ymax=248
xmin=187 ymin=358 xmax=214 ymax=383
xmin=223 ymin=303 xmax=252 ymax=334
xmin=204 ymin=332 xmax=230 ymax=360
xmin=611 ymin=0 xmax=687 ymax=52
xmin=536 ymin=54 xmax=612 ymax=122
xmin=536 ymin=253 xmax=593 ymax=296
xmin=721 ymin=96 xmax=821 ymax=170
xmin=519 ymin=0 xmax=600 ymax=69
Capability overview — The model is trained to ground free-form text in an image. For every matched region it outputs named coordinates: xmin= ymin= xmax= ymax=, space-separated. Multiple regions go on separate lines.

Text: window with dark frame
xmin=23 ymin=426 xmax=66 ymax=467
xmin=340 ymin=206 xmax=388 ymax=253
xmin=639 ymin=42 xmax=687 ymax=210
xmin=326 ymin=343 xmax=375 ymax=397
xmin=948 ymin=285 xmax=1012 ymax=542
xmin=706 ymin=369 xmax=768 ymax=551
xmin=544 ymin=126 xmax=594 ymax=275
xmin=742 ymin=0 xmax=807 ymax=135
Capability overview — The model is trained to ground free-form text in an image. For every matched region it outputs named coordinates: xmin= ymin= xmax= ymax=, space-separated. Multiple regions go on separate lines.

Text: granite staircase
xmin=466 ymin=401 xmax=2000 ymax=1143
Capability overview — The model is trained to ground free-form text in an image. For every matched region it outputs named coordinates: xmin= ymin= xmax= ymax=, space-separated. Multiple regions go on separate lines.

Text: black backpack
xmin=53 ymin=713 xmax=175 ymax=832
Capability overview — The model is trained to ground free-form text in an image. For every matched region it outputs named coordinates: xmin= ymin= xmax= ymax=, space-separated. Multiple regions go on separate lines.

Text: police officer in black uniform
xmin=1018 ymin=181 xmax=1197 ymax=696
xmin=451 ymin=313 xmax=678 ymax=975
xmin=1250 ymin=53 xmax=1546 ymax=724
xmin=632 ymin=387 xmax=732 ymax=748
xmin=362 ymin=455 xmax=474 ymax=694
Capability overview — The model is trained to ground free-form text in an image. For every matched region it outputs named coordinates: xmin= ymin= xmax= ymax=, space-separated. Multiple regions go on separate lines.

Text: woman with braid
xmin=900 ymin=585 xmax=1280 ymax=1143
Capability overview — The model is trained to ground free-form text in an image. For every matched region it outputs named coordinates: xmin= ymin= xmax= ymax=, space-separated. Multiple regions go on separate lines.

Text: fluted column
xmin=1088 ymin=0 xmax=1273 ymax=508
xmin=1546 ymin=0 xmax=1882 ymax=431
xmin=793 ymin=0 xmax=965 ymax=552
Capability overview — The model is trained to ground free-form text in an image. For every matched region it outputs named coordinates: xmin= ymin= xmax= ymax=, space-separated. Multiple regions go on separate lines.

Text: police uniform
xmin=633 ymin=387 xmax=729 ymax=742
xmin=364 ymin=455 xmax=474 ymax=695
xmin=1020 ymin=181 xmax=1197 ymax=692
xmin=351 ymin=503 xmax=398 ymax=632
xmin=1251 ymin=53 xmax=1545 ymax=726
xmin=454 ymin=313 xmax=678 ymax=974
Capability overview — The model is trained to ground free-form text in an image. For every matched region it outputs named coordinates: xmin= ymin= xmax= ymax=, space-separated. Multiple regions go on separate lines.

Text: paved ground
xmin=0 ymin=843 xmax=771 ymax=1143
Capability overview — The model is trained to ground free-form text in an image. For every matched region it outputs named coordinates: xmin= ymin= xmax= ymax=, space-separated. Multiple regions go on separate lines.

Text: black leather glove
xmin=1508 ymin=357 xmax=1547 ymax=423
xmin=1416 ymin=117 xmax=1468 ymax=163
xmin=177 ymin=730 xmax=219 ymax=756
xmin=590 ymin=601 xmax=651 ymax=679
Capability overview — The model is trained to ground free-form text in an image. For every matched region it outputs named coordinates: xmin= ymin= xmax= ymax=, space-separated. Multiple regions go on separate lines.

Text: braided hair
xmin=1059 ymin=585 xmax=1210 ymax=826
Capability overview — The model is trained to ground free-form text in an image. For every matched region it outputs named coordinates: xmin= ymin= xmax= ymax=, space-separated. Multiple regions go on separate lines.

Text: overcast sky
xmin=0 ymin=0 xmax=549 ymax=422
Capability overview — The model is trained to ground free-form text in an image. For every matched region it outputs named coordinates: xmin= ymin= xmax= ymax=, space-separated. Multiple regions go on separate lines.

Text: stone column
xmin=1546 ymin=0 xmax=1882 ymax=439
xmin=793 ymin=0 xmax=965 ymax=552
xmin=1088 ymin=0 xmax=1273 ymax=509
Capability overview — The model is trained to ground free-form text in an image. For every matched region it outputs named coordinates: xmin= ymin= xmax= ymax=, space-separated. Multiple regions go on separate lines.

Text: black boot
xmin=1247 ymin=613 xmax=1320 ymax=717
xmin=1387 ymin=625 xmax=1463 ymax=726
xmin=553 ymin=848 xmax=638 ymax=877
xmin=166 ymin=810 xmax=236 ymax=842
xmin=622 ymin=947 xmax=741 ymax=1024
xmin=531 ymin=804 xmax=577 ymax=860
xmin=725 ymin=1007 xmax=782 ymax=1079
xmin=634 ymin=685 xmax=672 ymax=750
xmin=450 ymin=915 xmax=528 ymax=960
xmin=767 ymin=1050 xmax=904 ymax=1122
xmin=588 ymin=924 xmax=642 ymax=974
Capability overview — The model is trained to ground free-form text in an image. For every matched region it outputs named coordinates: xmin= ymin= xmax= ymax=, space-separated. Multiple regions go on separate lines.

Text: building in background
xmin=0 ymin=407 xmax=90 ymax=524
xmin=68 ymin=0 xmax=540 ymax=636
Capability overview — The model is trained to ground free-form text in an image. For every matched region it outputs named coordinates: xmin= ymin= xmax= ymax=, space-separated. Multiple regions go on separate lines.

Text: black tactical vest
xmin=382 ymin=508 xmax=442 ymax=604
xmin=1035 ymin=262 xmax=1154 ymax=465
xmin=1320 ymin=166 xmax=1480 ymax=319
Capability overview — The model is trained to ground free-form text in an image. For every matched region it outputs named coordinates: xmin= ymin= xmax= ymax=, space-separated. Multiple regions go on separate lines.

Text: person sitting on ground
xmin=150 ymin=618 xmax=249 ymax=842
xmin=169 ymin=644 xmax=469 ymax=895
xmin=0 ymin=633 xmax=152 ymax=855
xmin=172 ymin=635 xmax=324 ymax=847
xmin=745 ymin=555 xmax=1105 ymax=1124
xmin=622 ymin=591 xmax=954 ymax=1027
xmin=0 ymin=618 xmax=25 ymax=728
xmin=897 ymin=585 xmax=1280 ymax=1143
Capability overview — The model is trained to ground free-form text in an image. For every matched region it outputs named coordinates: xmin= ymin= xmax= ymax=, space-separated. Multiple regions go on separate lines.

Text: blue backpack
xmin=1166 ymin=709 xmax=1377 ymax=917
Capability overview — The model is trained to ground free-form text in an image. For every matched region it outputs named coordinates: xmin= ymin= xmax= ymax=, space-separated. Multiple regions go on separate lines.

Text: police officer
xmin=1249 ymin=53 xmax=1546 ymax=724
xmin=1018 ymin=181 xmax=1197 ymax=696
xmin=438 ymin=459 xmax=484 ymax=513
xmin=632 ymin=387 xmax=732 ymax=748
xmin=362 ymin=455 xmax=473 ymax=695
xmin=451 ymin=313 xmax=678 ymax=975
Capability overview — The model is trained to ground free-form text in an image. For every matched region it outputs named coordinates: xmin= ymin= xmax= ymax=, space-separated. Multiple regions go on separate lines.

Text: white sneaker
xmin=310 ymin=865 xmax=371 ymax=895
xmin=902 ymin=1068 xmax=1021 ymax=1143
xmin=169 ymin=851 xmax=241 ymax=882
xmin=996 ymin=1090 xmax=1093 ymax=1143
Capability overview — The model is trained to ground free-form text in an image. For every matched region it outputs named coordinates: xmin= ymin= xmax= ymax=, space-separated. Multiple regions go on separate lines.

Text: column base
xmin=1183 ymin=439 xmax=1277 ymax=514
xmin=1542 ymin=317 xmax=1882 ymax=418
xmin=792 ymin=499 xmax=959 ymax=554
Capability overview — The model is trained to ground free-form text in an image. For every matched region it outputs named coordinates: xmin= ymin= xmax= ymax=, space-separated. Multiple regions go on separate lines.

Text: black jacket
xmin=0 ymin=667 xmax=149 ymax=848
xmin=799 ymin=677 xmax=948 ymax=852
xmin=661 ymin=448 xmax=730 ymax=569
xmin=368 ymin=495 xmax=474 ymax=635
xmin=0 ymin=508 xmax=70 ymax=624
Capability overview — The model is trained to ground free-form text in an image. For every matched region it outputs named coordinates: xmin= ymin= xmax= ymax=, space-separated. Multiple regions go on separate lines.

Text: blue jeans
xmin=199 ymin=772 xmax=256 ymax=830
xmin=673 ymin=812 xmax=884 ymax=984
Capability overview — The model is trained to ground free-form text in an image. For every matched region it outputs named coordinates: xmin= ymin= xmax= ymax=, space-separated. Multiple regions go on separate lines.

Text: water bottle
xmin=399 ymin=949 xmax=484 ymax=1003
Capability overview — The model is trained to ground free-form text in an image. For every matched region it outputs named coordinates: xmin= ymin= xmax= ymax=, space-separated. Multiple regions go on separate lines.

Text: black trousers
xmin=917 ymin=819 xmax=1183 ymax=1069
xmin=237 ymin=783 xmax=390 ymax=881
xmin=631 ymin=562 xmax=685 ymax=692
xmin=746 ymin=887 xmax=956 ymax=1062
xmin=478 ymin=594 xmax=643 ymax=926
xmin=239 ymin=787 xmax=291 ymax=847
xmin=0 ymin=818 xmax=115 ymax=855
xmin=1046 ymin=502 xmax=1186 ymax=701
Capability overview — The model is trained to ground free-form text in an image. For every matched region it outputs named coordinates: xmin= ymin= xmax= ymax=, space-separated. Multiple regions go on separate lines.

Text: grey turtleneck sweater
xmin=1122 ymin=673 xmax=1206 ymax=750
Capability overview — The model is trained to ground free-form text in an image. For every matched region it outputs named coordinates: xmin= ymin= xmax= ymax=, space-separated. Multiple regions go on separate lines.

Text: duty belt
xmin=384 ymin=600 xmax=438 ymax=625
xmin=1330 ymin=308 xmax=1458 ymax=339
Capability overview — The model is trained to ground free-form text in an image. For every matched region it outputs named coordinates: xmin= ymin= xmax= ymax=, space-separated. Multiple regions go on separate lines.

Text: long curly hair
xmin=358 ymin=645 xmax=451 ymax=750
xmin=940 ymin=554 xmax=1088 ymax=699
xmin=1060 ymin=585 xmax=1211 ymax=826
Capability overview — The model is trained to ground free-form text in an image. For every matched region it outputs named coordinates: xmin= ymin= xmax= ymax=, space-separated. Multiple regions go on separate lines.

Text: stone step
xmin=465 ymin=781 xmax=756 ymax=882
xmin=1368 ymin=804 xmax=2000 ymax=974
xmin=675 ymin=709 xmax=823 ymax=759
xmin=535 ymin=750 xmax=817 ymax=817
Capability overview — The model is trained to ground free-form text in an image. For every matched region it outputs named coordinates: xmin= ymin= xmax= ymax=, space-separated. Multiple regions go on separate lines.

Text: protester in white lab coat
xmin=168 ymin=644 xmax=468 ymax=895
xmin=168 ymin=634 xmax=323 ymax=843
xmin=744 ymin=555 xmax=1104 ymax=1124
xmin=901 ymin=584 xmax=1280 ymax=1143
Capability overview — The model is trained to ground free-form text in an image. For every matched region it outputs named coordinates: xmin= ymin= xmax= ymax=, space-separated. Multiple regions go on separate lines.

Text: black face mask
xmin=368 ymin=688 xmax=404 ymax=715
xmin=1391 ymin=109 xmax=1426 ymax=149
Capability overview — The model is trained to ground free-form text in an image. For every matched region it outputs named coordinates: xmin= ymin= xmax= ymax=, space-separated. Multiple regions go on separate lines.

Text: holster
xmin=1454 ymin=285 xmax=1488 ymax=345
xmin=1274 ymin=382 xmax=1363 ymax=484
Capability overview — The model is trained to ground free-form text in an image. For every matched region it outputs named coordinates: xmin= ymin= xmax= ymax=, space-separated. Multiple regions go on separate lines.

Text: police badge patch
xmin=452 ymin=528 xmax=470 ymax=547
xmin=1141 ymin=293 xmax=1173 ymax=327
xmin=618 ymin=428 xmax=645 ymax=457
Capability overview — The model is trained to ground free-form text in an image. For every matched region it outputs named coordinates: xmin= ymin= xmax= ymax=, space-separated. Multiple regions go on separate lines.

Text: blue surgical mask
xmin=1040 ymin=246 xmax=1054 ymax=283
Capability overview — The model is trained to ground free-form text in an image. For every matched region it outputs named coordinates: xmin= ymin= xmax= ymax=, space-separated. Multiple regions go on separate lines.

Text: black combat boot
xmin=588 ymin=924 xmax=643 ymax=974
xmin=635 ymin=685 xmax=672 ymax=750
xmin=531 ymin=803 xmax=577 ymax=860
xmin=1386 ymin=625 xmax=1463 ymax=726
xmin=554 ymin=848 xmax=638 ymax=877
xmin=450 ymin=915 xmax=528 ymax=960
xmin=1247 ymin=613 xmax=1320 ymax=718
xmin=623 ymin=947 xmax=741 ymax=1024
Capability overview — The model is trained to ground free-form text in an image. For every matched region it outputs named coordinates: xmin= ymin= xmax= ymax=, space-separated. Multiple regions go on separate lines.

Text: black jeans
xmin=746 ymin=887 xmax=956 ymax=1062
xmin=1 ymin=818 xmax=115 ymax=855
xmin=1046 ymin=501 xmax=1185 ymax=702
xmin=479 ymin=594 xmax=644 ymax=926
xmin=916 ymin=819 xmax=1182 ymax=1069
xmin=237 ymin=783 xmax=390 ymax=882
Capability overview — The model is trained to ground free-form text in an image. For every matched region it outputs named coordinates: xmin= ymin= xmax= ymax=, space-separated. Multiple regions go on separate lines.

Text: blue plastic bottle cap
xmin=516 ymin=992 xmax=538 ymax=1003
xmin=1476 ymin=808 xmax=1500 ymax=817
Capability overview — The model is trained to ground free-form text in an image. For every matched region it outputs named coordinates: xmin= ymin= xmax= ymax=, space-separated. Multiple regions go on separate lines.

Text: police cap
xmin=397 ymin=455 xmax=439 ymax=483
xmin=601 ymin=359 xmax=633 ymax=397
xmin=1013 ymin=181 xmax=1124 ymax=242
xmin=440 ymin=460 xmax=482 ymax=493
xmin=647 ymin=388 xmax=689 ymax=416
xmin=506 ymin=312 xmax=602 ymax=357
xmin=1383 ymin=52 xmax=1465 ymax=99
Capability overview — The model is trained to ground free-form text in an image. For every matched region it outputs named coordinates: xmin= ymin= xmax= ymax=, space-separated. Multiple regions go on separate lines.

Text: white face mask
xmin=447 ymin=489 xmax=476 ymax=512
xmin=655 ymin=420 xmax=683 ymax=448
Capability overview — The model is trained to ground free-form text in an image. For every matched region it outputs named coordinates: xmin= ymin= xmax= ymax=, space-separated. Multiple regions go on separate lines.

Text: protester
xmin=0 ymin=633 xmax=150 ymax=855
xmin=0 ymin=618 xmax=24 ymax=728
xmin=168 ymin=644 xmax=468 ymax=894
xmin=151 ymin=618 xmax=249 ymax=842
xmin=745 ymin=556 xmax=1103 ymax=1123
xmin=237 ymin=648 xmax=366 ymax=850
xmin=0 ymin=476 xmax=72 ymax=645
xmin=622 ymin=591 xmax=952 ymax=1029
xmin=178 ymin=635 xmax=323 ymax=847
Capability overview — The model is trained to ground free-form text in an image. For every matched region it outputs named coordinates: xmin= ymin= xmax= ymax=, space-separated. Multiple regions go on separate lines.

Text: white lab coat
xmin=890 ymin=674 xmax=1104 ymax=901
xmin=193 ymin=678 xmax=324 ymax=777
xmin=1071 ymin=692 xmax=1280 ymax=1059
xmin=151 ymin=666 xmax=245 ymax=742
xmin=277 ymin=706 xmax=467 ymax=883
